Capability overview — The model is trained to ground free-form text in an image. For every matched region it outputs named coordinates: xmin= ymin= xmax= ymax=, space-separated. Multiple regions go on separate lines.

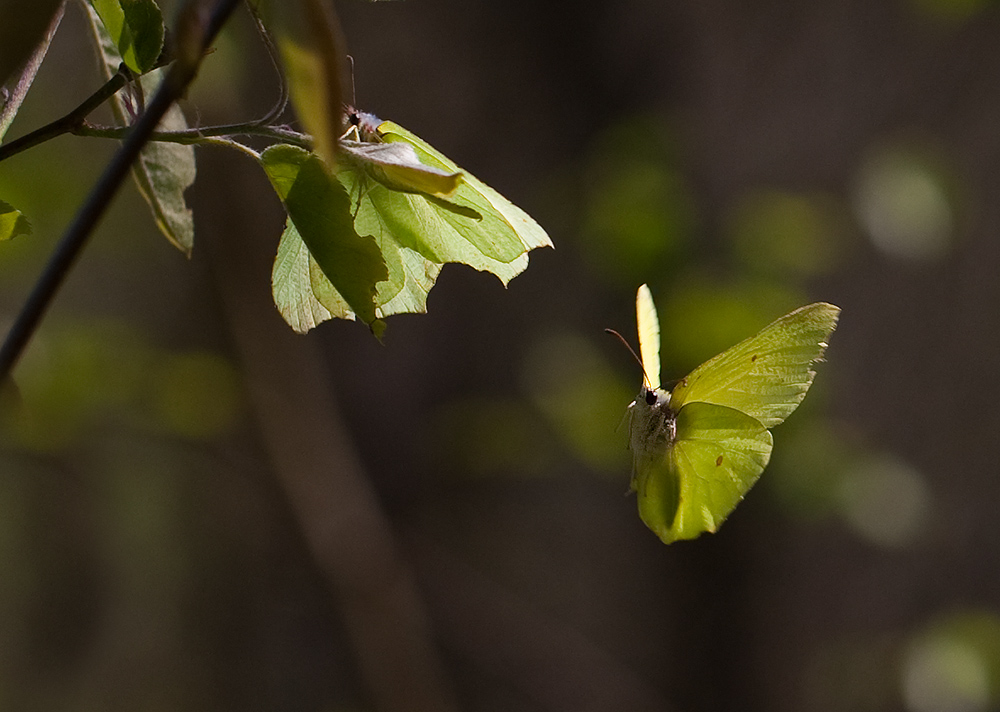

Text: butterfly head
xmin=343 ymin=106 xmax=383 ymax=142
xmin=637 ymin=383 xmax=674 ymax=417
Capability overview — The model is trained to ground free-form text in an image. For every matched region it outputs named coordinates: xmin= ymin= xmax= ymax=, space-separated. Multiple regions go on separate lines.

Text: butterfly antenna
xmin=347 ymin=54 xmax=356 ymax=106
xmin=604 ymin=328 xmax=653 ymax=389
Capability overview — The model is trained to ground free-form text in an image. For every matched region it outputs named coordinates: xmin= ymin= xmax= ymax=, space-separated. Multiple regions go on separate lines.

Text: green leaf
xmin=87 ymin=0 xmax=163 ymax=75
xmin=272 ymin=219 xmax=340 ymax=333
xmin=83 ymin=2 xmax=196 ymax=254
xmin=261 ymin=144 xmax=387 ymax=328
xmin=627 ymin=284 xmax=840 ymax=544
xmin=361 ymin=119 xmax=552 ymax=262
xmin=0 ymin=199 xmax=31 ymax=241
xmin=262 ymin=0 xmax=345 ymax=168
xmin=269 ymin=112 xmax=551 ymax=333
xmin=87 ymin=0 xmax=164 ymax=74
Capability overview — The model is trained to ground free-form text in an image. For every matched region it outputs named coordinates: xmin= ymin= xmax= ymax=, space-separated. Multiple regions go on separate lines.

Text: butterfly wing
xmin=669 ymin=302 xmax=840 ymax=428
xmin=636 ymin=401 xmax=773 ymax=544
xmin=636 ymin=284 xmax=661 ymax=390
xmin=376 ymin=121 xmax=553 ymax=257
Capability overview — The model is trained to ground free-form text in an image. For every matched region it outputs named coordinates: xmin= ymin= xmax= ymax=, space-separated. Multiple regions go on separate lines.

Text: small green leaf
xmin=83 ymin=3 xmax=195 ymax=254
xmin=0 ymin=200 xmax=31 ymax=241
xmin=88 ymin=0 xmax=164 ymax=74
xmin=262 ymin=144 xmax=387 ymax=328
xmin=263 ymin=0 xmax=345 ymax=168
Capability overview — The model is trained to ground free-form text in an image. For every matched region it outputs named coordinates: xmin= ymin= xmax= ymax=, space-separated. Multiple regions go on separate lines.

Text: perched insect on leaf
xmin=621 ymin=284 xmax=840 ymax=544
xmin=339 ymin=107 xmax=552 ymax=283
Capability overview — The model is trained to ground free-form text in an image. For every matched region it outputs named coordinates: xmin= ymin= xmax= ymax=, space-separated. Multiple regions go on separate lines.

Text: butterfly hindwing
xmin=636 ymin=402 xmax=772 ymax=544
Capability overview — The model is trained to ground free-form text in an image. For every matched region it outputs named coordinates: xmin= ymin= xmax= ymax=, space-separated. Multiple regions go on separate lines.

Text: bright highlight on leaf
xmin=270 ymin=108 xmax=552 ymax=334
xmin=625 ymin=284 xmax=839 ymax=544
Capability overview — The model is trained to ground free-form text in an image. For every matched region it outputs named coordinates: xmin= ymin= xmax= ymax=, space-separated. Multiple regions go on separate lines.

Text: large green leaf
xmin=83 ymin=2 xmax=195 ymax=254
xmin=261 ymin=144 xmax=387 ymax=330
xmin=87 ymin=0 xmax=164 ymax=74
xmin=271 ymin=218 xmax=442 ymax=333
xmin=0 ymin=199 xmax=31 ymax=241
xmin=267 ymin=113 xmax=551 ymax=333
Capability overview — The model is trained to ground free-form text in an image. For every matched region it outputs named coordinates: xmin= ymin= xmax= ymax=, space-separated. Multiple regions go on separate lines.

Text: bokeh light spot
xmin=852 ymin=146 xmax=955 ymax=263
xmin=838 ymin=454 xmax=930 ymax=548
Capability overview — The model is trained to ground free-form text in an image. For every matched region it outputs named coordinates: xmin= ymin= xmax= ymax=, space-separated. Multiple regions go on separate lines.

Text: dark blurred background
xmin=3 ymin=0 xmax=1000 ymax=710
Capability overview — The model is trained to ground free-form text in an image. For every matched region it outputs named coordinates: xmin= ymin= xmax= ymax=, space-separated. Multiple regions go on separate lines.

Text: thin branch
xmin=74 ymin=120 xmax=311 ymax=150
xmin=0 ymin=2 xmax=66 ymax=142
xmin=0 ymin=0 xmax=243 ymax=382
xmin=245 ymin=0 xmax=290 ymax=125
xmin=0 ymin=1 xmax=306 ymax=165
xmin=0 ymin=67 xmax=129 ymax=163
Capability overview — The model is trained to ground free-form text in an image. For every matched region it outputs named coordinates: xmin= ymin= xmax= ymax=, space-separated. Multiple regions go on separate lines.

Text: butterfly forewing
xmin=636 ymin=402 xmax=773 ymax=544
xmin=378 ymin=122 xmax=553 ymax=256
xmin=636 ymin=284 xmax=661 ymax=390
xmin=668 ymin=302 xmax=840 ymax=429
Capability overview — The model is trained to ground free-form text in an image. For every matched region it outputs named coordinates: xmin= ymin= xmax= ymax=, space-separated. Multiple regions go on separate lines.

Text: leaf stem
xmin=0 ymin=0 xmax=243 ymax=382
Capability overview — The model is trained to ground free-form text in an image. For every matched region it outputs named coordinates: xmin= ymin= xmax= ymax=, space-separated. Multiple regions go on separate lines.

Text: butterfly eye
xmin=644 ymin=389 xmax=658 ymax=406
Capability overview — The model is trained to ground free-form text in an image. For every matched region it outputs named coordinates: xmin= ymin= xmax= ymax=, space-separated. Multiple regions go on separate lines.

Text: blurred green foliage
xmin=1 ymin=320 xmax=242 ymax=449
xmin=579 ymin=115 xmax=696 ymax=287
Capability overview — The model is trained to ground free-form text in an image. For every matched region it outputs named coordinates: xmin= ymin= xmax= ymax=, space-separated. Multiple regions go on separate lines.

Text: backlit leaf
xmin=83 ymin=2 xmax=196 ymax=254
xmin=261 ymin=144 xmax=387 ymax=329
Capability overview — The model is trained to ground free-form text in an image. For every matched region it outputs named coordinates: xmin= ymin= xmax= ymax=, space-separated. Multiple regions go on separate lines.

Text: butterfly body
xmin=625 ymin=284 xmax=838 ymax=544
xmin=627 ymin=386 xmax=675 ymax=482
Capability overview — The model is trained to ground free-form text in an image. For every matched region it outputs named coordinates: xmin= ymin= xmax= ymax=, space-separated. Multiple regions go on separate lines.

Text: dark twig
xmin=74 ymin=121 xmax=311 ymax=149
xmin=0 ymin=0 xmax=242 ymax=381
xmin=0 ymin=68 xmax=129 ymax=163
